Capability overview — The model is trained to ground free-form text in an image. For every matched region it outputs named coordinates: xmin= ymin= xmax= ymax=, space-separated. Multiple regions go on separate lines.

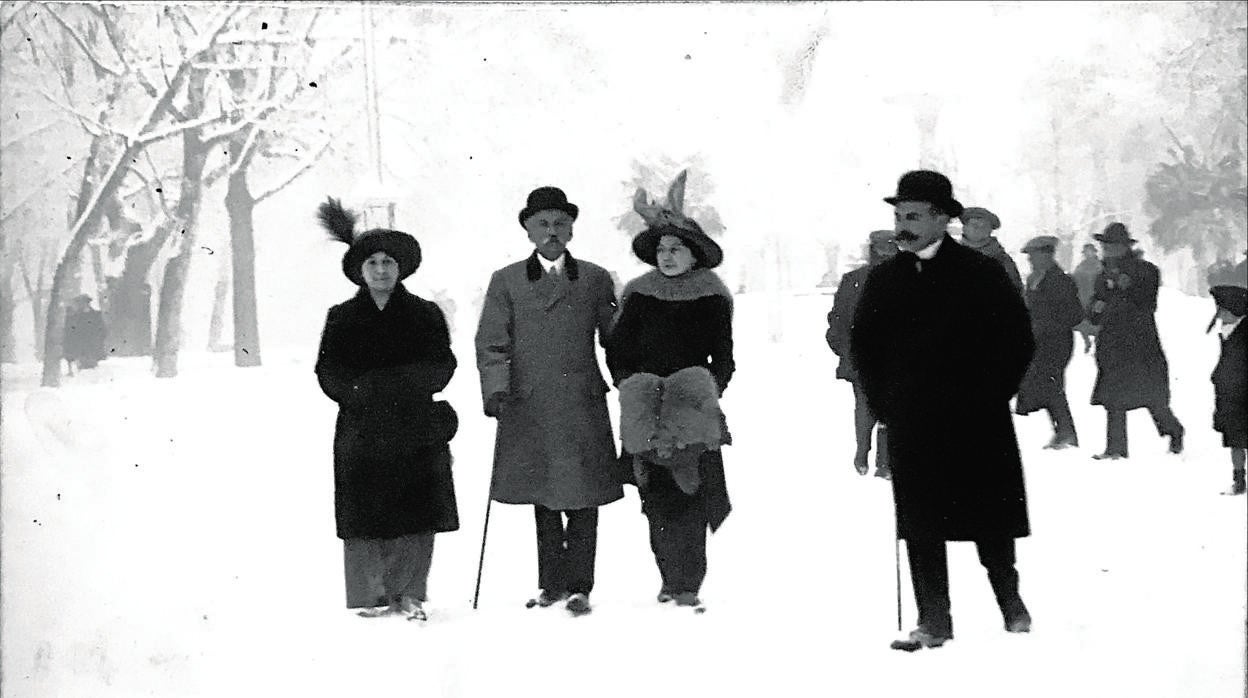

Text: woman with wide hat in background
xmin=314 ymin=198 xmax=460 ymax=621
xmin=605 ymin=171 xmax=734 ymax=612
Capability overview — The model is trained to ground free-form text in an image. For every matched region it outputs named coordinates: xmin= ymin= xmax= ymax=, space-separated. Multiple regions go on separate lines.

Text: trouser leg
xmin=1048 ymin=389 xmax=1078 ymax=444
xmin=905 ymin=537 xmax=952 ymax=637
xmin=852 ymin=383 xmax=874 ymax=462
xmin=563 ymin=508 xmax=599 ymax=595
xmin=975 ymin=538 xmax=1028 ymax=622
xmin=383 ymin=533 xmax=435 ymax=603
xmin=343 ymin=538 xmax=387 ymax=609
xmin=1106 ymin=409 xmax=1128 ymax=456
xmin=534 ymin=505 xmax=567 ymax=593
xmin=647 ymin=498 xmax=708 ymax=595
xmin=1148 ymin=403 xmax=1184 ymax=439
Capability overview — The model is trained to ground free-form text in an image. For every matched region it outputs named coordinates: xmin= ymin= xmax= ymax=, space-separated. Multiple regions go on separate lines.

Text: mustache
xmin=894 ymin=231 xmax=918 ymax=242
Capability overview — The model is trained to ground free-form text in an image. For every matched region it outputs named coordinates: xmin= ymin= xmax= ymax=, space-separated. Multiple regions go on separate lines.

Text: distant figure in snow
xmin=852 ymin=170 xmax=1035 ymax=652
xmin=1070 ymin=243 xmax=1103 ymax=353
xmin=1015 ymin=236 xmax=1084 ymax=450
xmin=1207 ymin=274 xmax=1247 ymax=496
xmin=475 ymin=186 xmax=622 ymax=617
xmin=1087 ymin=222 xmax=1185 ymax=460
xmin=606 ymin=171 xmax=734 ymax=612
xmin=63 ymin=294 xmax=107 ymax=376
xmin=958 ymin=206 xmax=1023 ymax=294
xmin=314 ymin=198 xmax=460 ymax=622
xmin=825 ymin=229 xmax=898 ymax=478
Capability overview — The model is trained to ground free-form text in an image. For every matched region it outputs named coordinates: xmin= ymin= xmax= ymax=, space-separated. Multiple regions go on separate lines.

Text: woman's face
xmin=361 ymin=251 xmax=399 ymax=292
xmin=656 ymin=235 xmax=696 ymax=277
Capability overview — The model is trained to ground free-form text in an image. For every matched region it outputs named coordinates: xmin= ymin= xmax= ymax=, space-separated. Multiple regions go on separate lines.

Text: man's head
xmin=868 ymin=229 xmax=899 ymax=264
xmin=1022 ymin=236 xmax=1059 ymax=272
xmin=1081 ymin=243 xmax=1098 ymax=260
xmin=883 ymin=170 xmax=962 ymax=252
xmin=1094 ymin=222 xmax=1135 ymax=260
xmin=518 ymin=187 xmax=579 ymax=261
xmin=959 ymin=207 xmax=1000 ymax=244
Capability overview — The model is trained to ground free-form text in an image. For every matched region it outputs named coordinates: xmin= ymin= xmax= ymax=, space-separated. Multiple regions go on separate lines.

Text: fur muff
xmin=618 ymin=366 xmax=724 ymax=494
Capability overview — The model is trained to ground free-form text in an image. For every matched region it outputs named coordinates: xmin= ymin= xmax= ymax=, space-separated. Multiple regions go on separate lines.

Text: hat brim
xmin=631 ymin=225 xmax=723 ymax=269
xmin=518 ymin=202 xmax=579 ymax=228
xmin=342 ymin=230 xmax=422 ymax=286
xmin=1093 ymin=233 xmax=1136 ymax=244
xmin=883 ymin=196 xmax=964 ymax=218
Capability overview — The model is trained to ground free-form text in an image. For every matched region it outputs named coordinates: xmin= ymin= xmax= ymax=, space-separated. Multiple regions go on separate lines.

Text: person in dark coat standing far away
xmin=851 ymin=170 xmax=1036 ymax=652
xmin=1207 ymin=274 xmax=1247 ymax=495
xmin=1086 ymin=222 xmax=1185 ymax=460
xmin=1071 ymin=243 xmax=1103 ymax=353
xmin=314 ymin=198 xmax=461 ymax=622
xmin=606 ymin=171 xmax=734 ymax=612
xmin=1015 ymin=235 xmax=1085 ymax=449
xmin=958 ymin=206 xmax=1024 ymax=294
xmin=475 ymin=186 xmax=623 ymax=617
xmin=826 ymin=229 xmax=898 ymax=478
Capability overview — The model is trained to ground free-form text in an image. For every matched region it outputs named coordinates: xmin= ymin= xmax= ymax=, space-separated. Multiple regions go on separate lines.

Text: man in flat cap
xmin=1015 ymin=236 xmax=1085 ymax=449
xmin=826 ymin=229 xmax=898 ymax=478
xmin=959 ymin=207 xmax=1023 ymax=293
xmin=475 ymin=186 xmax=623 ymax=617
xmin=852 ymin=170 xmax=1035 ymax=652
xmin=1087 ymin=222 xmax=1184 ymax=459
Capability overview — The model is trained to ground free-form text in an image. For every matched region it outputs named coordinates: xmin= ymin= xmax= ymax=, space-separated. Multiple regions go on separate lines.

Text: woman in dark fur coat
xmin=314 ymin=198 xmax=460 ymax=621
xmin=605 ymin=171 xmax=733 ymax=611
xmin=1209 ymin=280 xmax=1247 ymax=495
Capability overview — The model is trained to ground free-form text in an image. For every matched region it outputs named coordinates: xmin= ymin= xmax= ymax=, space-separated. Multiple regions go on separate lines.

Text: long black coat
xmin=605 ymin=277 xmax=734 ymax=532
xmin=1212 ymin=322 xmax=1247 ymax=448
xmin=826 ymin=265 xmax=868 ymax=382
xmin=1088 ymin=253 xmax=1172 ymax=410
xmin=851 ymin=236 xmax=1034 ymax=541
xmin=316 ymin=285 xmax=460 ymax=540
xmin=1016 ymin=264 xmax=1084 ymax=415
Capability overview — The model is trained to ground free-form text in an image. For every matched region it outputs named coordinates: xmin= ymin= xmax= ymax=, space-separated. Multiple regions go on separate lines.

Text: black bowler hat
xmin=883 ymin=170 xmax=963 ymax=218
xmin=317 ymin=197 xmax=421 ymax=286
xmin=518 ymin=187 xmax=579 ymax=228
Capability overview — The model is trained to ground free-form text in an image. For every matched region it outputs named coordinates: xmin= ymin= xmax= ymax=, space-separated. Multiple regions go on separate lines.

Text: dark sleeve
xmin=826 ymin=277 xmax=856 ymax=356
xmin=1123 ymin=262 xmax=1160 ymax=313
xmin=1057 ymin=274 xmax=1085 ymax=329
xmin=1003 ymin=255 xmax=1024 ymax=295
xmin=708 ymin=295 xmax=735 ymax=395
xmin=315 ymin=306 xmax=365 ymax=407
xmin=983 ymin=263 xmax=1035 ymax=398
xmin=1087 ymin=273 xmax=1110 ymax=324
xmin=850 ymin=266 xmax=888 ymax=418
xmin=605 ymin=293 xmax=639 ymax=386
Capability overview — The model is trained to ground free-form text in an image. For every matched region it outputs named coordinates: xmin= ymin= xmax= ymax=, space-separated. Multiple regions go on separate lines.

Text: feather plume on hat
xmin=633 ymin=169 xmax=699 ymax=233
xmin=317 ymin=197 xmax=358 ymax=245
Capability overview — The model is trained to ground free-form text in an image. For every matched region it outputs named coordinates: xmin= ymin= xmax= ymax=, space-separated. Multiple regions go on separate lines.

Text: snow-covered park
xmin=2 ymin=287 xmax=1244 ymax=697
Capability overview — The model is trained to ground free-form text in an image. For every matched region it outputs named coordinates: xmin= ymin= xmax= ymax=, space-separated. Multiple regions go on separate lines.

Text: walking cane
xmin=472 ymin=495 xmax=492 ymax=610
xmin=894 ymin=537 xmax=903 ymax=632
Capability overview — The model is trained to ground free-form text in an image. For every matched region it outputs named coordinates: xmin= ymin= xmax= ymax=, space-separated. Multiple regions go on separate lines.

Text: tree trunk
xmin=207 ymin=250 xmax=231 ymax=352
xmin=227 ymin=159 xmax=261 ymax=367
xmin=151 ymin=122 xmax=211 ymax=378
xmin=0 ymin=259 xmax=15 ymax=363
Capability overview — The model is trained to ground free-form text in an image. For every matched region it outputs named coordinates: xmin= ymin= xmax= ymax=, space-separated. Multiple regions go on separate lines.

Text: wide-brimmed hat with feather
xmin=317 ymin=197 xmax=421 ymax=286
xmin=630 ymin=170 xmax=723 ymax=269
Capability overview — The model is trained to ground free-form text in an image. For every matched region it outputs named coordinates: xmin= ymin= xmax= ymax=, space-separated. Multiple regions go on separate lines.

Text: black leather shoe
xmin=890 ymin=627 xmax=951 ymax=652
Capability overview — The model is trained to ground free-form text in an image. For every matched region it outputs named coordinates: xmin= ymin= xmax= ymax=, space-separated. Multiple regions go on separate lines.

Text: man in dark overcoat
xmin=851 ymin=170 xmax=1036 ymax=652
xmin=1071 ymin=243 xmax=1103 ymax=353
xmin=958 ymin=206 xmax=1024 ymax=294
xmin=475 ymin=186 xmax=623 ymax=617
xmin=1015 ymin=235 xmax=1085 ymax=449
xmin=1087 ymin=222 xmax=1184 ymax=459
xmin=826 ymin=229 xmax=898 ymax=478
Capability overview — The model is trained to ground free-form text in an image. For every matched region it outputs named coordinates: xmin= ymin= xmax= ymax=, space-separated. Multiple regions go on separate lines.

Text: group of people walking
xmin=312 ymin=167 xmax=1245 ymax=653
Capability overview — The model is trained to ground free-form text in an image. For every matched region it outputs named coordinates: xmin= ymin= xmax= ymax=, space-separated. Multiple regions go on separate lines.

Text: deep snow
xmin=1 ymin=288 xmax=1244 ymax=697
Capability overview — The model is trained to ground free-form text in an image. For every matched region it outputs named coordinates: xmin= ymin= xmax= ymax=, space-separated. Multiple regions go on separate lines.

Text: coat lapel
xmin=525 ymin=251 xmax=580 ymax=311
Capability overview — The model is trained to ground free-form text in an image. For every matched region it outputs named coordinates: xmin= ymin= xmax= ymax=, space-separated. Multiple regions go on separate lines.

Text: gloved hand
xmin=484 ymin=391 xmax=508 ymax=418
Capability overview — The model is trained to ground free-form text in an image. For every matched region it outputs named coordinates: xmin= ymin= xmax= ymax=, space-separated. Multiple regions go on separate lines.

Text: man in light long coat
xmin=475 ymin=186 xmax=623 ymax=616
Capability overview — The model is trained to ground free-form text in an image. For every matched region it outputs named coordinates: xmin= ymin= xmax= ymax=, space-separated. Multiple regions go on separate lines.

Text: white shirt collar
xmin=915 ymin=235 xmax=945 ymax=260
xmin=1221 ymin=317 xmax=1243 ymax=340
xmin=541 ymin=253 xmax=566 ymax=275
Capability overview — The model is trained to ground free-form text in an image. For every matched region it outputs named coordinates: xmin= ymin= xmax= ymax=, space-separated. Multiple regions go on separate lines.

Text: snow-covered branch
xmin=41 ymin=3 xmax=125 ymax=77
xmin=254 ymin=134 xmax=333 ymax=204
xmin=0 ymin=160 xmax=79 ymax=224
xmin=31 ymin=86 xmax=114 ymax=138
xmin=1 ymin=1 xmax=31 ymax=37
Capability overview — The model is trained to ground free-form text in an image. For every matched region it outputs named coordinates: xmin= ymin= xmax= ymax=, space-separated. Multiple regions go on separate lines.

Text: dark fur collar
xmin=526 ymin=251 xmax=580 ymax=282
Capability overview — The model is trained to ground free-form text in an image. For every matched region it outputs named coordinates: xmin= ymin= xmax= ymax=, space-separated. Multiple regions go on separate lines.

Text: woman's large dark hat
xmin=1093 ymin=222 xmax=1136 ymax=245
xmin=630 ymin=170 xmax=723 ymax=269
xmin=883 ymin=170 xmax=964 ymax=218
xmin=518 ymin=186 xmax=579 ymax=228
xmin=317 ymin=197 xmax=421 ymax=286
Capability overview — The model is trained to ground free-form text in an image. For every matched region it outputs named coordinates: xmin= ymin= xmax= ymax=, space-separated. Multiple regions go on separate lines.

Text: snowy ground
xmin=2 ymin=288 xmax=1244 ymax=698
